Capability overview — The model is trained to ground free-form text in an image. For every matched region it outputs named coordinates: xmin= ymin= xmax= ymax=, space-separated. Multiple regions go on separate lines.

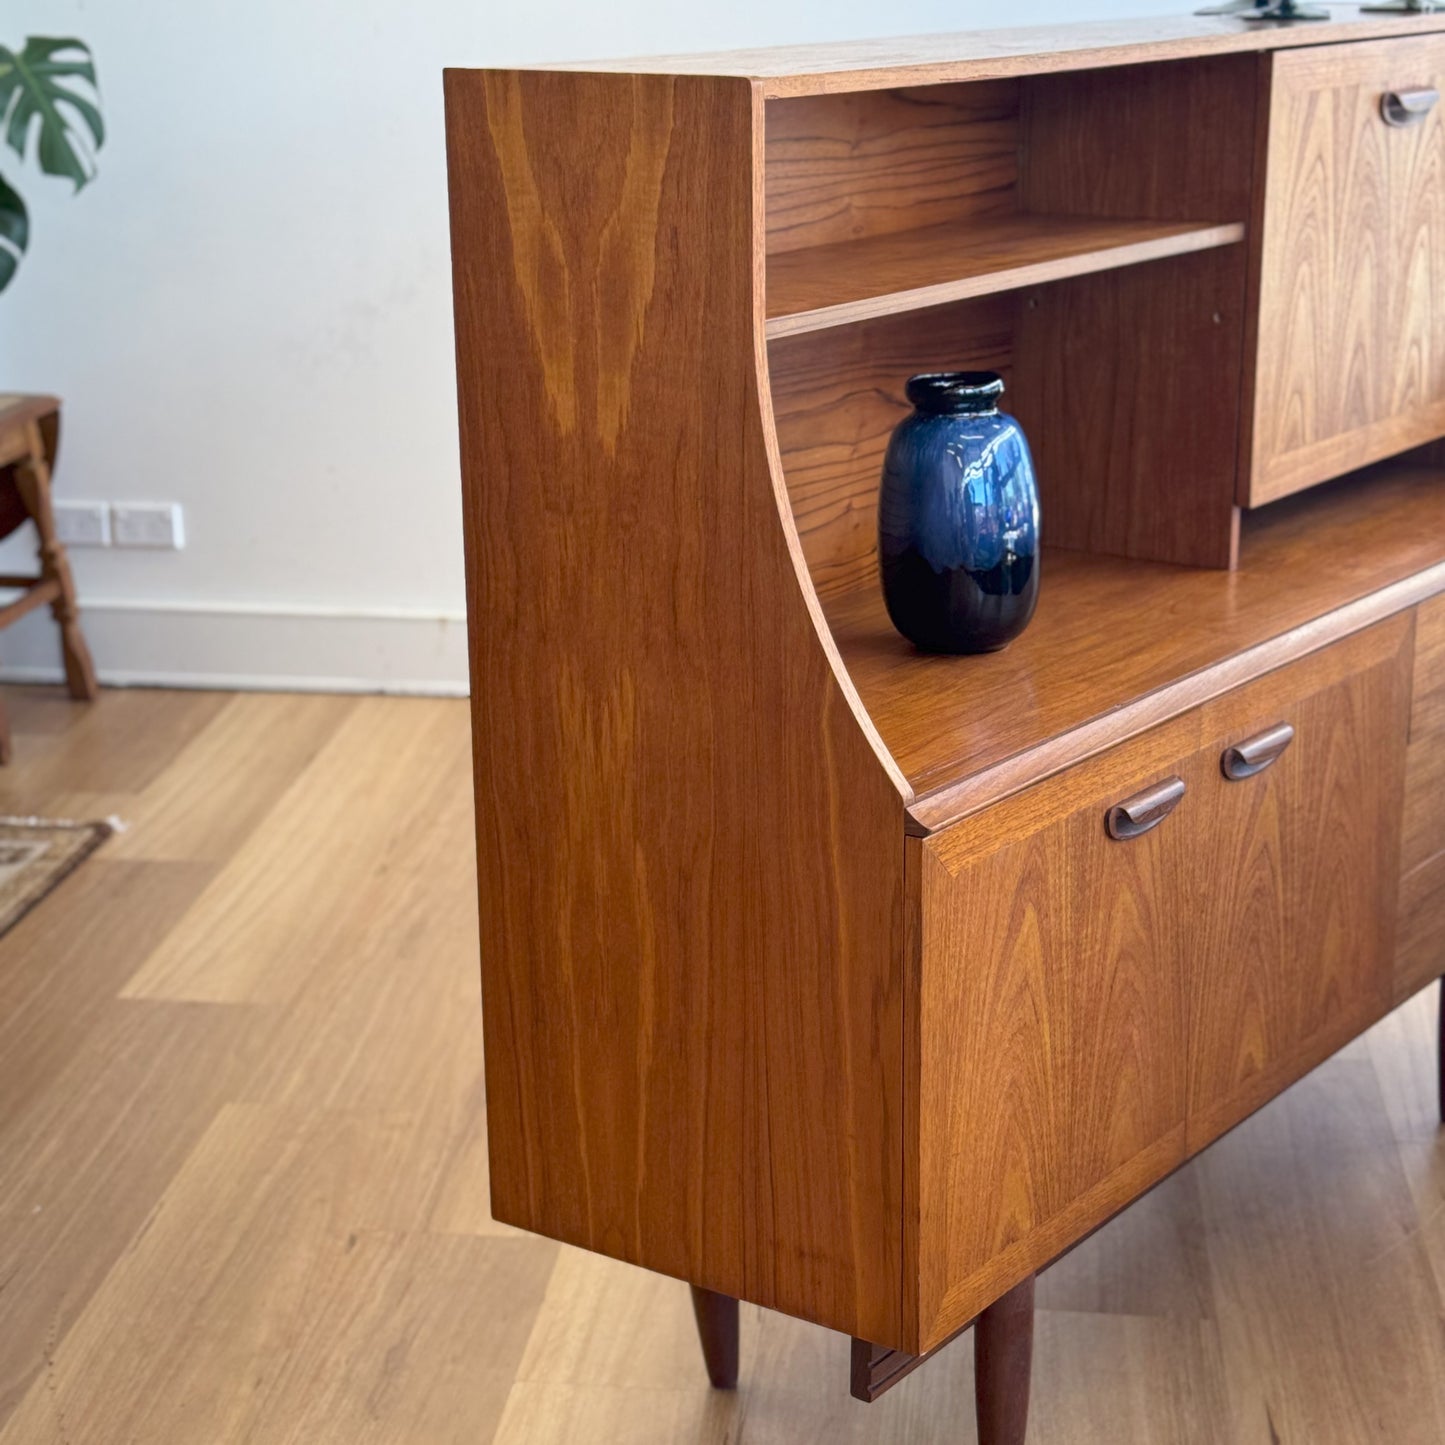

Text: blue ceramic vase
xmin=877 ymin=371 xmax=1040 ymax=654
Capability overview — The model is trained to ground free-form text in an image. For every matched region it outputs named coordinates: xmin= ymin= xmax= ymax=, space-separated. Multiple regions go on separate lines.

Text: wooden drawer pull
xmin=1381 ymin=87 xmax=1439 ymax=128
xmin=1222 ymin=722 xmax=1295 ymax=781
xmin=1105 ymin=776 xmax=1186 ymax=841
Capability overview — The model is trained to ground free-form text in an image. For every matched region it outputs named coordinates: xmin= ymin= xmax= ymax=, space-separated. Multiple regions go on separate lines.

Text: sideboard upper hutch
xmin=445 ymin=8 xmax=1445 ymax=1436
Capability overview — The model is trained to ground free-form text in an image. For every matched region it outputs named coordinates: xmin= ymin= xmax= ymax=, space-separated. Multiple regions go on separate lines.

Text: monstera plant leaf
xmin=0 ymin=173 xmax=26 ymax=291
xmin=0 ymin=37 xmax=104 ymax=191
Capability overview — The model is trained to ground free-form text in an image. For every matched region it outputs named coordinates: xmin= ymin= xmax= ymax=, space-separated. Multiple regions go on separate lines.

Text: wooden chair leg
xmin=1438 ymin=976 xmax=1444 ymax=1127
xmin=14 ymin=420 xmax=98 ymax=702
xmin=689 ymin=1285 xmax=739 ymax=1389
xmin=0 ymin=687 xmax=13 ymax=766
xmin=974 ymin=1274 xmax=1035 ymax=1445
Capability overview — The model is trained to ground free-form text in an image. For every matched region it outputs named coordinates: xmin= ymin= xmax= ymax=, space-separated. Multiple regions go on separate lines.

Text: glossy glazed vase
xmin=878 ymin=371 xmax=1041 ymax=654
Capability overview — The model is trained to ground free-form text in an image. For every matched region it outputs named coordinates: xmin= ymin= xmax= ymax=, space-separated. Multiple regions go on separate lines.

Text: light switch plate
xmin=111 ymin=501 xmax=185 ymax=549
xmin=53 ymin=500 xmax=111 ymax=547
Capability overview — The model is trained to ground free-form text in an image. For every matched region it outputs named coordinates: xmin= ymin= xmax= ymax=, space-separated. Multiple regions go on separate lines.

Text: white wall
xmin=0 ymin=0 xmax=1185 ymax=692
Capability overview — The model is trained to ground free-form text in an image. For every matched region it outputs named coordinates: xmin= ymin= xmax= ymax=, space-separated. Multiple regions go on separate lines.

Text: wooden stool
xmin=0 ymin=395 xmax=98 ymax=761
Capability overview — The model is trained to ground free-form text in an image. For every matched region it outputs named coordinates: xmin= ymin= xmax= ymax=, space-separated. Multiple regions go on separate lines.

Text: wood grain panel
xmin=1186 ymin=619 xmax=1411 ymax=1150
xmin=1013 ymin=247 xmax=1245 ymax=569
xmin=1402 ymin=731 xmax=1445 ymax=876
xmin=1396 ymin=849 xmax=1445 ymax=1001
xmin=1398 ymin=593 xmax=1445 ymax=995
xmin=822 ymin=460 xmax=1445 ymax=833
xmin=1020 ymin=54 xmax=1261 ymax=225
xmin=1011 ymin=53 xmax=1257 ymax=567
xmin=1248 ymin=36 xmax=1445 ymax=505
xmin=1413 ymin=676 xmax=1445 ymax=740
xmin=1410 ymin=588 xmax=1445 ymax=735
xmin=445 ymin=70 xmax=909 ymax=1345
xmin=768 ymin=296 xmax=1015 ymax=600
xmin=912 ymin=712 xmax=1210 ymax=1349
xmin=1403 ymin=592 xmax=1445 ymax=872
xmin=764 ymin=82 xmax=1018 ymax=256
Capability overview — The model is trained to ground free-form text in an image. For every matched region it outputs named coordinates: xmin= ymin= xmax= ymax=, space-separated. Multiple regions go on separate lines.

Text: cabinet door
xmin=911 ymin=723 xmax=1208 ymax=1351
xmin=1248 ymin=37 xmax=1445 ymax=505
xmin=909 ymin=619 xmax=1412 ymax=1354
xmin=1187 ymin=620 xmax=1411 ymax=1148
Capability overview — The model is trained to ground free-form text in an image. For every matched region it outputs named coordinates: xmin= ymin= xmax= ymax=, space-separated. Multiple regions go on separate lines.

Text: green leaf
xmin=0 ymin=37 xmax=103 ymax=192
xmin=0 ymin=171 xmax=28 ymax=293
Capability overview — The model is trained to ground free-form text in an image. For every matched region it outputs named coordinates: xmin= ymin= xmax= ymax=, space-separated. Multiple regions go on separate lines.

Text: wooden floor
xmin=1 ymin=686 xmax=1443 ymax=1443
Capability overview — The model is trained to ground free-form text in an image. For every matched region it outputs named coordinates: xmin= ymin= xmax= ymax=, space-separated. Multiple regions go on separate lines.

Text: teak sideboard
xmin=445 ymin=10 xmax=1445 ymax=1439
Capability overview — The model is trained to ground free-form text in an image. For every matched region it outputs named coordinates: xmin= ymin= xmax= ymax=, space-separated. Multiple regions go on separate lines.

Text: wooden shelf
xmin=764 ymin=214 xmax=1246 ymax=337
xmin=822 ymin=460 xmax=1445 ymax=834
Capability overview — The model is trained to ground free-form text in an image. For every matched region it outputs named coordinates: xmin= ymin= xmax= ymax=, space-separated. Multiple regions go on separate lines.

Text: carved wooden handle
xmin=1381 ymin=87 xmax=1439 ymax=127
xmin=1222 ymin=721 xmax=1295 ymax=781
xmin=1105 ymin=776 xmax=1186 ymax=841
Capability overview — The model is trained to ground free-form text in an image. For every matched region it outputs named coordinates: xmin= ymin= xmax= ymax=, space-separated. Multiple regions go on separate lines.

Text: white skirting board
xmin=0 ymin=597 xmax=470 ymax=695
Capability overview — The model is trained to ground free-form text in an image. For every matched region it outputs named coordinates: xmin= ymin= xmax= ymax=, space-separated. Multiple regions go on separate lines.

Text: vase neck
xmin=906 ymin=370 xmax=1006 ymax=416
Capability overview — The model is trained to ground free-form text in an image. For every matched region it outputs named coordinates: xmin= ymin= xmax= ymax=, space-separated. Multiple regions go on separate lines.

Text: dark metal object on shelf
xmin=1244 ymin=0 xmax=1330 ymax=17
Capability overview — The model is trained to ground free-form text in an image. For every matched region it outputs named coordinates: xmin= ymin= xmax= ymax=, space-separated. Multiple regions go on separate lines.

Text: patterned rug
xmin=0 ymin=816 xmax=113 ymax=937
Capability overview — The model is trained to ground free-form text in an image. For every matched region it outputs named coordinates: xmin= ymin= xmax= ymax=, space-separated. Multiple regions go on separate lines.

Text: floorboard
xmin=0 ymin=685 xmax=1441 ymax=1443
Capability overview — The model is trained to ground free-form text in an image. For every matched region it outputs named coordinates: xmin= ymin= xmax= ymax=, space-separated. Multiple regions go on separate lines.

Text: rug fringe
xmin=0 ymin=814 xmax=123 ymax=834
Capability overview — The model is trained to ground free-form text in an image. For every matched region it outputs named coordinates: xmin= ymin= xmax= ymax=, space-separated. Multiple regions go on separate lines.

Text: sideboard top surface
xmin=533 ymin=8 xmax=1445 ymax=96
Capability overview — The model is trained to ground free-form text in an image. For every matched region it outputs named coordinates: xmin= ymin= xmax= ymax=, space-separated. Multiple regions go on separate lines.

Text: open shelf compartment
xmin=764 ymin=54 xmax=1262 ymax=592
xmin=764 ymin=57 xmax=1257 ymax=333
xmin=818 ymin=460 xmax=1445 ymax=835
xmin=766 ymin=214 xmax=1245 ymax=337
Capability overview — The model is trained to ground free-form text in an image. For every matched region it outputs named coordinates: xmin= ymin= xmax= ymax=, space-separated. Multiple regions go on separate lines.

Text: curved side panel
xmin=445 ymin=68 xmax=909 ymax=1344
xmin=748 ymin=209 xmax=912 ymax=800
xmin=753 ymin=323 xmax=913 ymax=804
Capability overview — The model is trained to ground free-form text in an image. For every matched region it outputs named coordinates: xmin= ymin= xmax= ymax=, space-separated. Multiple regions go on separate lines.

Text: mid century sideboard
xmin=445 ymin=10 xmax=1445 ymax=1439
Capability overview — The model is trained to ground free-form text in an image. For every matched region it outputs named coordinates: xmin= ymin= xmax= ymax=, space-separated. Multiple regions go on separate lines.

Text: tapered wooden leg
xmin=15 ymin=421 xmax=98 ymax=702
xmin=689 ymin=1285 xmax=739 ymax=1389
xmin=974 ymin=1274 xmax=1035 ymax=1445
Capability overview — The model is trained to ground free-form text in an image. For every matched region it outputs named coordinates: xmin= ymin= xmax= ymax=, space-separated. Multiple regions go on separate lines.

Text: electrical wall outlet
xmin=111 ymin=501 xmax=186 ymax=549
xmin=53 ymin=500 xmax=112 ymax=547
